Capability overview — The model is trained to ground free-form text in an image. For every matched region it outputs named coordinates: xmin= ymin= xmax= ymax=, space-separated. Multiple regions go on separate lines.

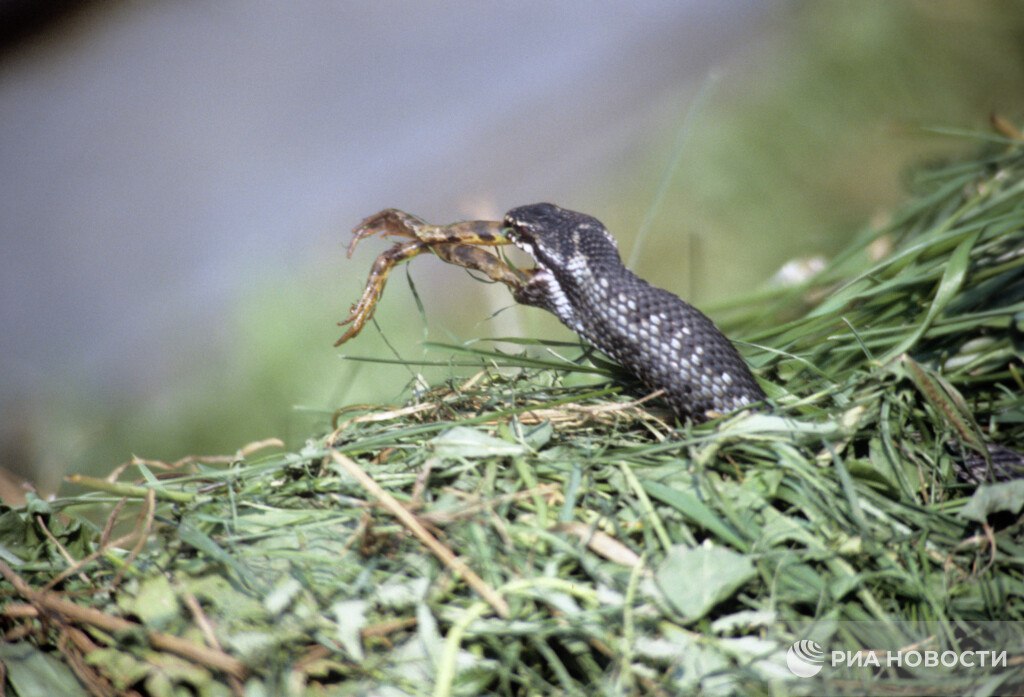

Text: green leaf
xmin=429 ymin=426 xmax=526 ymax=458
xmin=264 ymin=576 xmax=303 ymax=616
xmin=84 ymin=649 xmax=150 ymax=692
xmin=24 ymin=492 xmax=52 ymax=515
xmin=881 ymin=230 xmax=979 ymax=361
xmin=224 ymin=631 xmax=279 ymax=664
xmin=643 ymin=480 xmax=749 ymax=550
xmin=655 ymin=544 xmax=756 ymax=620
xmin=520 ymin=421 xmax=554 ymax=450
xmin=0 ymin=642 xmax=90 ymax=697
xmin=178 ymin=521 xmax=261 ymax=591
xmin=124 ymin=574 xmax=180 ymax=630
xmin=332 ymin=599 xmax=368 ymax=660
xmin=183 ymin=575 xmax=266 ymax=622
xmin=959 ymin=480 xmax=1024 ymax=522
xmin=0 ymin=509 xmax=32 ymax=562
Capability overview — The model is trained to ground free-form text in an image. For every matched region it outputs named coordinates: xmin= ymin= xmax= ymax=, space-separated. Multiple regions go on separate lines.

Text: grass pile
xmin=2 ymin=127 xmax=1024 ymax=696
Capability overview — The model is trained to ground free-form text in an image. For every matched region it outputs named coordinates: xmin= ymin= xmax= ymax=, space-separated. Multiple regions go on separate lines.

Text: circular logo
xmin=787 ymin=639 xmax=825 ymax=678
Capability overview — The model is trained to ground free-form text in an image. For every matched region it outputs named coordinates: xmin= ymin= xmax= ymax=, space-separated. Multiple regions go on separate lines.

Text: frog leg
xmin=337 ymin=211 xmax=532 ymax=346
xmin=336 ymin=238 xmax=433 ymax=346
xmin=347 ymin=209 xmax=508 ymax=258
xmin=429 ymin=242 xmax=531 ymax=291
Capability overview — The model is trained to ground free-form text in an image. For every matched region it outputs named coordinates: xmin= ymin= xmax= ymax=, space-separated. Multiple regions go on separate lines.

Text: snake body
xmin=504 ymin=203 xmax=765 ymax=422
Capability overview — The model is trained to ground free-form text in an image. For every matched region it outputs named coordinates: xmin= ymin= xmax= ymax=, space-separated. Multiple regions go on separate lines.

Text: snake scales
xmin=337 ymin=203 xmax=1024 ymax=480
xmin=338 ymin=202 xmax=765 ymax=422
xmin=503 ymin=203 xmax=765 ymax=422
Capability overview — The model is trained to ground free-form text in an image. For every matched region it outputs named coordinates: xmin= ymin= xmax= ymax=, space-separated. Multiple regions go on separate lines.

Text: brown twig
xmin=42 ymin=489 xmax=156 ymax=592
xmin=330 ymin=451 xmax=510 ymax=618
xmin=34 ymin=514 xmax=90 ymax=586
xmin=0 ymin=561 xmax=247 ymax=680
xmin=181 ymin=586 xmax=245 ymax=697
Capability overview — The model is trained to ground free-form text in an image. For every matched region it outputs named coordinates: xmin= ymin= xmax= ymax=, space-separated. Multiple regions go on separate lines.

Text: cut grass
xmin=2 ymin=129 xmax=1024 ymax=696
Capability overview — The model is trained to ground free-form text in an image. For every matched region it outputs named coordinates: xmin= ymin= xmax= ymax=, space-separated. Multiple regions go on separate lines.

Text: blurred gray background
xmin=2 ymin=1 xmax=1023 ymax=497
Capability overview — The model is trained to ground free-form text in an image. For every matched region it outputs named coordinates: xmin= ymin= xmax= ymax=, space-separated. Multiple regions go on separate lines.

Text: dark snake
xmin=503 ymin=203 xmax=765 ymax=423
xmin=500 ymin=204 xmax=1024 ymax=480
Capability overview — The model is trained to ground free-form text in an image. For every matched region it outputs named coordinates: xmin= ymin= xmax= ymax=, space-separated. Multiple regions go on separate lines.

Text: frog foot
xmin=336 ymin=210 xmax=531 ymax=346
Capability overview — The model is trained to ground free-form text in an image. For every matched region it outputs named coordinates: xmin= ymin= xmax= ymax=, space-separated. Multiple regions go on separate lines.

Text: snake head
xmin=502 ymin=202 xmax=623 ymax=333
xmin=503 ymin=203 xmax=620 ymax=273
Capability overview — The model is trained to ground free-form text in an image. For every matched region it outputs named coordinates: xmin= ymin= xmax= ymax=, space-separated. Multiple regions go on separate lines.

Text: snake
xmin=502 ymin=203 xmax=765 ymax=422
xmin=338 ymin=202 xmax=766 ymax=423
xmin=333 ymin=201 xmax=1022 ymax=474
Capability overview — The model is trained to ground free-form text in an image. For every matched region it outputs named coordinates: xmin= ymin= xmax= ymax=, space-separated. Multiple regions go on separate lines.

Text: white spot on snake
xmin=514 ymin=240 xmax=535 ymax=256
xmin=695 ymin=346 xmax=704 ymax=356
xmin=722 ymin=372 xmax=733 ymax=385
xmin=536 ymin=271 xmax=579 ymax=331
xmin=681 ymin=326 xmax=691 ymax=335
xmin=566 ymin=260 xmax=590 ymax=284
xmin=670 ymin=337 xmax=681 ymax=350
xmin=650 ymin=315 xmax=661 ymax=326
xmin=599 ymin=277 xmax=609 ymax=288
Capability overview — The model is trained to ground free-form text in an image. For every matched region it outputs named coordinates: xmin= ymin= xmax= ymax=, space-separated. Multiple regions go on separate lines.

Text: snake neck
xmin=505 ymin=204 xmax=765 ymax=421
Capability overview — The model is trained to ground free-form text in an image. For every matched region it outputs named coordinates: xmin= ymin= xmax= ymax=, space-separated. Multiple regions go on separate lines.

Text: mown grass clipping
xmin=2 ymin=126 xmax=1024 ymax=696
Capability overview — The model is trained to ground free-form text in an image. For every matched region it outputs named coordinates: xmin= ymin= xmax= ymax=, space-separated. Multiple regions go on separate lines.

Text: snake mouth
xmin=504 ymin=226 xmax=543 ymax=263
xmin=504 ymin=227 xmax=534 ymax=257
xmin=508 ymin=237 xmax=553 ymax=279
xmin=507 ymin=235 xmax=533 ymax=256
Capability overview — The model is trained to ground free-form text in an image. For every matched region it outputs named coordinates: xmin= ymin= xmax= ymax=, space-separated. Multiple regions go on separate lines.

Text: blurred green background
xmin=2 ymin=1 xmax=1024 ymax=498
